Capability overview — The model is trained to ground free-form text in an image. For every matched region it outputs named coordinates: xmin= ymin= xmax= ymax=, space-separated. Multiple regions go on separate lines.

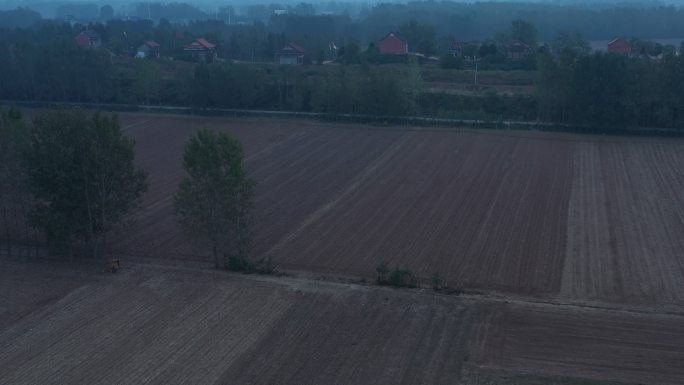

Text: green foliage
xmin=132 ymin=60 xmax=161 ymax=104
xmin=536 ymin=50 xmax=684 ymax=129
xmin=174 ymin=129 xmax=255 ymax=269
xmin=431 ymin=272 xmax=442 ymax=291
xmin=399 ymin=19 xmax=437 ymax=55
xmin=24 ymin=109 xmax=147 ymax=258
xmin=376 ymin=263 xmax=389 ymax=277
xmin=338 ymin=41 xmax=361 ymax=64
xmin=0 ymin=108 xmax=31 ymax=256
xmin=100 ymin=5 xmax=114 ymax=21
xmin=0 ymin=7 xmax=41 ymax=28
xmin=439 ymin=54 xmax=462 ymax=69
xmin=376 ymin=263 xmax=417 ymax=288
xmin=227 ymin=255 xmax=275 ymax=275
xmin=509 ymin=19 xmax=538 ymax=47
xmin=405 ymin=56 xmax=424 ymax=115
xmin=550 ymin=30 xmax=591 ymax=58
xmin=418 ymin=92 xmax=537 ymax=122
xmin=570 ymin=53 xmax=633 ymax=127
xmin=190 ymin=63 xmax=267 ymax=109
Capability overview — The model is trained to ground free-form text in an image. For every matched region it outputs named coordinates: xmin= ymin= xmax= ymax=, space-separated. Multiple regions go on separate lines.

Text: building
xmin=608 ymin=37 xmax=631 ymax=55
xmin=275 ymin=42 xmax=306 ymax=65
xmin=183 ymin=38 xmax=216 ymax=62
xmin=451 ymin=41 xmax=464 ymax=57
xmin=505 ymin=40 xmax=531 ymax=60
xmin=328 ymin=41 xmax=338 ymax=61
xmin=136 ymin=40 xmax=160 ymax=58
xmin=74 ymin=30 xmax=101 ymax=49
xmin=379 ymin=32 xmax=408 ymax=55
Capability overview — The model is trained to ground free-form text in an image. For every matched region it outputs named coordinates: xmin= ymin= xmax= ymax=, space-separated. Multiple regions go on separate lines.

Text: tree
xmin=439 ymin=53 xmax=462 ymax=69
xmin=25 ymin=109 xmax=147 ymax=259
xmin=399 ymin=19 xmax=437 ymax=55
xmin=133 ymin=59 xmax=161 ymax=104
xmin=551 ymin=30 xmax=591 ymax=57
xmin=100 ymin=5 xmax=114 ymax=21
xmin=569 ymin=53 xmax=633 ymax=127
xmin=174 ymin=129 xmax=255 ymax=269
xmin=0 ymin=107 xmax=31 ymax=256
xmin=406 ymin=56 xmax=424 ymax=115
xmin=510 ymin=19 xmax=538 ymax=47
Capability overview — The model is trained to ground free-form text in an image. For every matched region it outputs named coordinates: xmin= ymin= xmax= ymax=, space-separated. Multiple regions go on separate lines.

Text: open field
xmin=3 ymin=112 xmax=684 ymax=308
xmin=107 ymin=113 xmax=684 ymax=308
xmin=1 ymin=260 xmax=683 ymax=385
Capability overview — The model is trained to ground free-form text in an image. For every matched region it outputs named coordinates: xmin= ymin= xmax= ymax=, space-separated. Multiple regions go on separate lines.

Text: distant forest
xmin=5 ymin=1 xmax=684 ymax=41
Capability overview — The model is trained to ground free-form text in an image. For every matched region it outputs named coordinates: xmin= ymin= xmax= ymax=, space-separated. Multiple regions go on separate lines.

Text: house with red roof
xmin=608 ymin=37 xmax=631 ymax=55
xmin=451 ymin=41 xmax=464 ymax=57
xmin=505 ymin=40 xmax=531 ymax=60
xmin=136 ymin=40 xmax=160 ymax=58
xmin=74 ymin=30 xmax=101 ymax=49
xmin=183 ymin=38 xmax=216 ymax=62
xmin=379 ymin=32 xmax=408 ymax=55
xmin=275 ymin=42 xmax=306 ymax=64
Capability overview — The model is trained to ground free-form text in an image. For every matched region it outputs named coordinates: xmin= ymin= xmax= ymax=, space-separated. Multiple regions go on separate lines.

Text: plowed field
xmin=2 ymin=261 xmax=683 ymax=385
xmin=109 ymin=113 xmax=684 ymax=307
xmin=4 ymin=113 xmax=684 ymax=307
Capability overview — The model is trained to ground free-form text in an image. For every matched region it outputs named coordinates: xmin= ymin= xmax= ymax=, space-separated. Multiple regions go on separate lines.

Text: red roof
xmin=144 ymin=40 xmax=160 ymax=48
xmin=608 ymin=37 xmax=631 ymax=54
xmin=506 ymin=40 xmax=530 ymax=51
xmin=74 ymin=30 xmax=100 ymax=48
xmin=75 ymin=34 xmax=90 ymax=48
xmin=195 ymin=38 xmax=215 ymax=49
xmin=184 ymin=38 xmax=216 ymax=50
xmin=277 ymin=42 xmax=306 ymax=54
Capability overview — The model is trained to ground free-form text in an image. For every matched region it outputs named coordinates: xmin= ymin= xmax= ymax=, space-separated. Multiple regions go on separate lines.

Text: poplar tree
xmin=174 ymin=129 xmax=255 ymax=269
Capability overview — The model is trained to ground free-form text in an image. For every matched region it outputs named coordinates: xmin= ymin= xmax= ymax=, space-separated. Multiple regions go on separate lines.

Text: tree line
xmin=0 ymin=108 xmax=255 ymax=269
xmin=8 ymin=1 xmax=684 ymax=44
xmin=536 ymin=47 xmax=684 ymax=129
xmin=3 ymin=13 xmax=684 ymax=129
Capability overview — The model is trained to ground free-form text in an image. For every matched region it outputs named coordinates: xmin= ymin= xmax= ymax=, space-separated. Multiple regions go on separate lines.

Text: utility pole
xmin=474 ymin=56 xmax=479 ymax=86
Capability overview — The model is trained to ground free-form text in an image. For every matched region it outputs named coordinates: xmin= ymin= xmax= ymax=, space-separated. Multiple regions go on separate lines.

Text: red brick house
xmin=608 ymin=37 xmax=631 ymax=55
xmin=183 ymin=38 xmax=216 ymax=62
xmin=74 ymin=30 xmax=101 ymax=49
xmin=379 ymin=32 xmax=408 ymax=55
xmin=275 ymin=42 xmax=306 ymax=64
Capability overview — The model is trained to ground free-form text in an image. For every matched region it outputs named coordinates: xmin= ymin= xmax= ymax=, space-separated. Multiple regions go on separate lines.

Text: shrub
xmin=431 ymin=272 xmax=442 ymax=290
xmin=226 ymin=255 xmax=275 ymax=275
xmin=227 ymin=255 xmax=252 ymax=272
xmin=376 ymin=263 xmax=389 ymax=283
xmin=376 ymin=263 xmax=416 ymax=288
xmin=439 ymin=54 xmax=462 ymax=69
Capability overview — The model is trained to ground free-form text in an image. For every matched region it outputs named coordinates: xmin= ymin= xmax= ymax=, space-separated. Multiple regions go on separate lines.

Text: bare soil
xmin=98 ymin=114 xmax=683 ymax=308
xmin=4 ymin=112 xmax=684 ymax=309
xmin=1 ymin=261 xmax=683 ymax=385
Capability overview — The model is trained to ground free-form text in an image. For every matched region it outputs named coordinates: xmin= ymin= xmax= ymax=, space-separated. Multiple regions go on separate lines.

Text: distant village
xmin=74 ymin=23 xmax=677 ymax=66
